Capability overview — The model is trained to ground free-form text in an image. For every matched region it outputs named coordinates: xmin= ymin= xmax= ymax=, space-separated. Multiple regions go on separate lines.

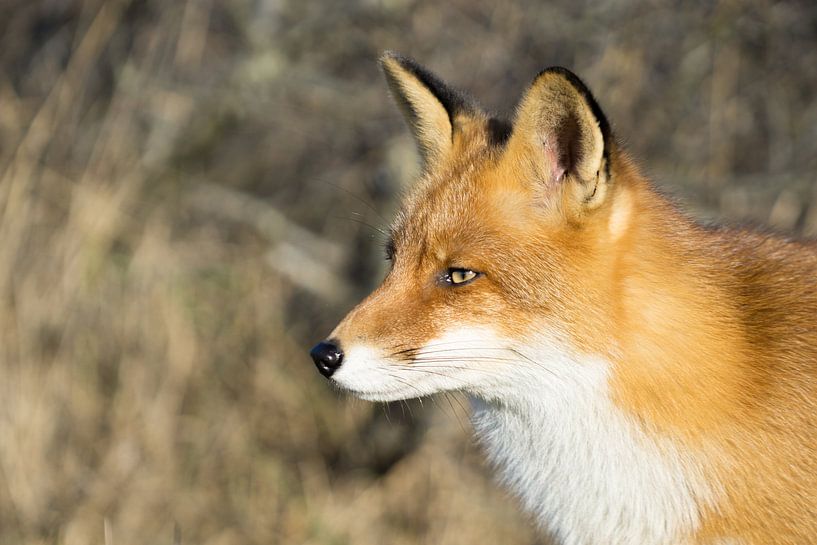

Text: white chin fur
xmin=332 ymin=326 xmax=714 ymax=544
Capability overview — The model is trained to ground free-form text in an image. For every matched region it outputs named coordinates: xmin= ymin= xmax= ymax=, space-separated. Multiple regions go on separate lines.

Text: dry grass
xmin=0 ymin=1 xmax=815 ymax=544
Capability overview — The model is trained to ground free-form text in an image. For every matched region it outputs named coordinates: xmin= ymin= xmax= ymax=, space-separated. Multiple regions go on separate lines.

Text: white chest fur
xmin=468 ymin=356 xmax=711 ymax=545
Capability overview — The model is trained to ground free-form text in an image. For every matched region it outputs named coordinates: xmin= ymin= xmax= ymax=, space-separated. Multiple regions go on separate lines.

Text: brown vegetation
xmin=0 ymin=1 xmax=815 ymax=544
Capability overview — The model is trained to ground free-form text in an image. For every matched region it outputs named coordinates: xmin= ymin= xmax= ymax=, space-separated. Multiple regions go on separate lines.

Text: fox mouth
xmin=328 ymin=349 xmax=449 ymax=402
xmin=319 ymin=329 xmax=547 ymax=402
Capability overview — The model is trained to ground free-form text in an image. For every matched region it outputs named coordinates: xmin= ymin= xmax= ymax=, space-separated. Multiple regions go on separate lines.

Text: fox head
xmin=311 ymin=52 xmax=638 ymax=403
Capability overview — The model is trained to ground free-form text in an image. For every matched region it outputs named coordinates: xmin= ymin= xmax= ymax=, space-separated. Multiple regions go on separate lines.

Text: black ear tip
xmin=378 ymin=53 xmax=477 ymax=123
xmin=379 ymin=50 xmax=398 ymax=64
xmin=537 ymin=66 xmax=581 ymax=82
xmin=533 ymin=66 xmax=611 ymax=146
xmin=379 ymin=51 xmax=427 ymax=79
xmin=379 ymin=50 xmax=413 ymax=71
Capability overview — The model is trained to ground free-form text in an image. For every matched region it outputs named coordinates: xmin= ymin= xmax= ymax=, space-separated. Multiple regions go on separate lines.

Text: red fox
xmin=310 ymin=52 xmax=817 ymax=545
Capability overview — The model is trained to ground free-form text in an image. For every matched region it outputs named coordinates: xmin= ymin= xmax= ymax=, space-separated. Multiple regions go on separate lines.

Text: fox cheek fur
xmin=309 ymin=52 xmax=817 ymax=545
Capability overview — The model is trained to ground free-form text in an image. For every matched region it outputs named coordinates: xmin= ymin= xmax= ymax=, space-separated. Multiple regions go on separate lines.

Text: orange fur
xmin=320 ymin=53 xmax=817 ymax=544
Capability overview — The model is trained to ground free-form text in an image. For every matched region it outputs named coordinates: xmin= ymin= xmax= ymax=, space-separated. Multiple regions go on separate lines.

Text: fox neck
xmin=598 ymin=172 xmax=748 ymax=438
xmin=468 ymin=348 xmax=713 ymax=545
xmin=464 ymin=172 xmax=734 ymax=544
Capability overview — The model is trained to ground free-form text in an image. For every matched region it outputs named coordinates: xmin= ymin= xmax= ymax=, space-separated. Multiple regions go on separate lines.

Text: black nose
xmin=310 ymin=340 xmax=344 ymax=378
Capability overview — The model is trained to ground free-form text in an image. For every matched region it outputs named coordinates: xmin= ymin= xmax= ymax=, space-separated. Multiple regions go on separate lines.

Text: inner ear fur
xmin=379 ymin=52 xmax=480 ymax=169
xmin=510 ymin=67 xmax=613 ymax=209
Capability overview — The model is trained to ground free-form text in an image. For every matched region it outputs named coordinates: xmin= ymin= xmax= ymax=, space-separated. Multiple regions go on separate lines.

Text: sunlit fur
xmin=324 ymin=53 xmax=817 ymax=544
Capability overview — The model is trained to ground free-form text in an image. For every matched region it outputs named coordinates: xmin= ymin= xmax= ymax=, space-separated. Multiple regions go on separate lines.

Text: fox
xmin=309 ymin=51 xmax=817 ymax=545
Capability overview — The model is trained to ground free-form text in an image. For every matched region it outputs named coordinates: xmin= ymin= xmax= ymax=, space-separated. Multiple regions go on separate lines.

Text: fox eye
xmin=445 ymin=268 xmax=479 ymax=286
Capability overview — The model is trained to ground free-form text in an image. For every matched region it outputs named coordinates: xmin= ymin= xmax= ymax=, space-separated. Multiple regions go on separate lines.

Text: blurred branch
xmin=187 ymin=182 xmax=352 ymax=302
xmin=0 ymin=0 xmax=127 ymax=183
xmin=0 ymin=1 xmax=128 ymax=299
xmin=266 ymin=242 xmax=352 ymax=304
xmin=175 ymin=0 xmax=213 ymax=71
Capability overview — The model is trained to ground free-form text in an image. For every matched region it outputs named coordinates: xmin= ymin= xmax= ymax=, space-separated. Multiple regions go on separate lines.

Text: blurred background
xmin=1 ymin=0 xmax=816 ymax=544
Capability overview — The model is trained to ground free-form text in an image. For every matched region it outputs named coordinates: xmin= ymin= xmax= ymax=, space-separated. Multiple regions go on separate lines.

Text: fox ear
xmin=380 ymin=52 xmax=476 ymax=169
xmin=510 ymin=67 xmax=613 ymax=211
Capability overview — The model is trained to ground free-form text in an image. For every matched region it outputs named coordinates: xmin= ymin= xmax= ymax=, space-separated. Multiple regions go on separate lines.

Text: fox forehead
xmin=389 ymin=146 xmax=536 ymax=264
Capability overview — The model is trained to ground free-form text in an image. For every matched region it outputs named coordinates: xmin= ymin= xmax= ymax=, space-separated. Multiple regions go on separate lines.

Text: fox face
xmin=311 ymin=53 xmax=623 ymax=403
